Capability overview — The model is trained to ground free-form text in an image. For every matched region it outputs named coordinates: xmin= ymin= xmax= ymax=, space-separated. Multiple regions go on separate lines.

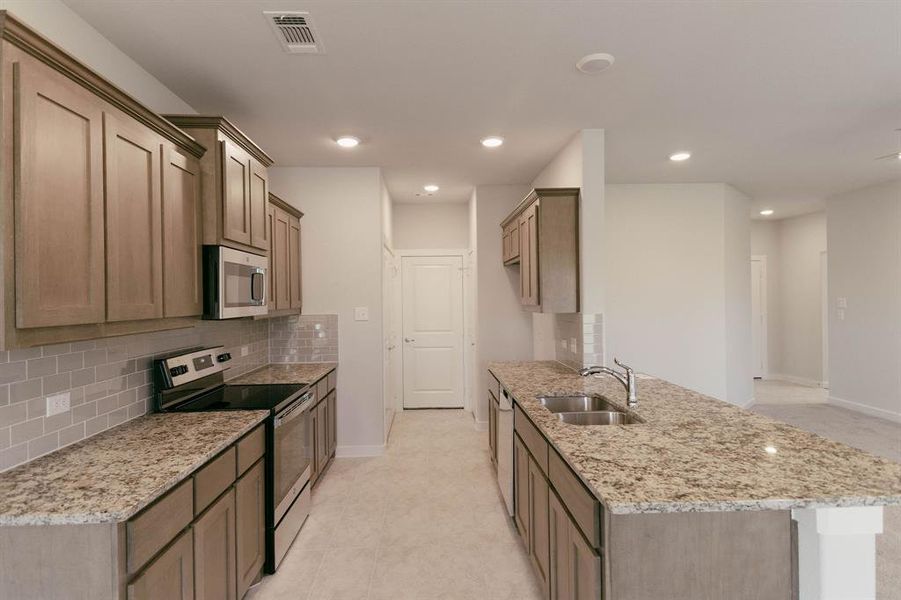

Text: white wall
xmin=269 ymin=167 xmax=385 ymax=452
xmin=474 ymin=184 xmax=533 ymax=424
xmin=392 ymin=203 xmax=470 ymax=249
xmin=1 ymin=0 xmax=195 ymax=114
xmin=751 ymin=212 xmax=827 ymax=384
xmin=826 ymin=179 xmax=901 ymax=421
xmin=605 ymin=183 xmax=752 ymax=406
xmin=381 ymin=179 xmax=394 ymax=250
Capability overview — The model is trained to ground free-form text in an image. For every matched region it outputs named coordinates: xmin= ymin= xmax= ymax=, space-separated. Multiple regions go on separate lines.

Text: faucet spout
xmin=579 ymin=359 xmax=639 ymax=407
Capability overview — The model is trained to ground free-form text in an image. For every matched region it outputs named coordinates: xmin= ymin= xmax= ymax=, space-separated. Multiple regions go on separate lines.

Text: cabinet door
xmin=502 ymin=226 xmax=511 ymax=262
xmin=248 ymin=159 xmax=269 ymax=251
xmin=221 ymin=140 xmax=251 ymax=246
xmin=519 ymin=201 xmax=539 ymax=306
xmin=193 ymin=488 xmax=237 ymax=600
xmin=510 ymin=221 xmax=521 ymax=262
xmin=127 ymin=529 xmax=194 ymax=600
xmin=272 ymin=208 xmax=291 ymax=311
xmin=513 ymin=434 xmax=530 ymax=544
xmin=235 ymin=460 xmax=264 ymax=599
xmin=549 ymin=491 xmax=571 ymax=600
xmin=162 ymin=147 xmax=203 ymax=317
xmin=266 ymin=204 xmax=276 ymax=305
xmin=288 ymin=214 xmax=302 ymax=310
xmin=316 ymin=401 xmax=328 ymax=471
xmin=529 ymin=455 xmax=550 ymax=597
xmin=488 ymin=395 xmax=497 ymax=463
xmin=310 ymin=405 xmax=320 ymax=481
xmin=104 ymin=113 xmax=163 ymax=322
xmin=14 ymin=58 xmax=106 ymax=328
xmin=569 ymin=520 xmax=602 ymax=600
xmin=328 ymin=391 xmax=337 ymax=456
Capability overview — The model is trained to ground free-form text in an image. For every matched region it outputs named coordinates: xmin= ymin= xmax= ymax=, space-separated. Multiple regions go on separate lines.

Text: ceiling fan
xmin=875 ymin=129 xmax=901 ymax=161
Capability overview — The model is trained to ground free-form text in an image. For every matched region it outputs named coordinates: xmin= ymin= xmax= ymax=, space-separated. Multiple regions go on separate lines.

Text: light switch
xmin=46 ymin=392 xmax=70 ymax=417
xmin=354 ymin=307 xmax=369 ymax=321
xmin=837 ymin=297 xmax=847 ymax=309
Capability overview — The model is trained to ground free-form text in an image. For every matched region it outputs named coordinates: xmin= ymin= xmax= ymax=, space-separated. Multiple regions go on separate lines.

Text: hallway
xmin=248 ymin=410 xmax=541 ymax=600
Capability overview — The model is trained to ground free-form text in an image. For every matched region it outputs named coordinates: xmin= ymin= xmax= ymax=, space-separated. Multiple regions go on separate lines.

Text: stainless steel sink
xmin=538 ymin=395 xmax=622 ymax=413
xmin=556 ymin=411 xmax=641 ymax=426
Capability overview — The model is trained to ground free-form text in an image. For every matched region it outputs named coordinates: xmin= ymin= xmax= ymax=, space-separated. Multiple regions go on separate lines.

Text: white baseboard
xmin=473 ymin=419 xmax=488 ymax=432
xmin=767 ymin=374 xmax=827 ymax=388
xmin=735 ymin=396 xmax=756 ymax=409
xmin=336 ymin=444 xmax=385 ymax=458
xmin=827 ymin=395 xmax=901 ymax=424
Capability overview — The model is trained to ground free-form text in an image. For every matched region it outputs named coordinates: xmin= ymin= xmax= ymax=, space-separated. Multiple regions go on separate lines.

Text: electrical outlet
xmin=241 ymin=345 xmax=249 ymax=357
xmin=570 ymin=338 xmax=577 ymax=351
xmin=354 ymin=307 xmax=369 ymax=321
xmin=837 ymin=297 xmax=848 ymax=309
xmin=837 ymin=308 xmax=846 ymax=321
xmin=46 ymin=392 xmax=70 ymax=417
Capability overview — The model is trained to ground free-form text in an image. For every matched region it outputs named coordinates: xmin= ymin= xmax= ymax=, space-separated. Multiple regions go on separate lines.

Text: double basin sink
xmin=538 ymin=395 xmax=642 ymax=426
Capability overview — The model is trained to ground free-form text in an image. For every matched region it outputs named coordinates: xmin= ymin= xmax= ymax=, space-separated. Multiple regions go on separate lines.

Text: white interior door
xmin=751 ymin=256 xmax=767 ymax=378
xmin=401 ymin=255 xmax=464 ymax=408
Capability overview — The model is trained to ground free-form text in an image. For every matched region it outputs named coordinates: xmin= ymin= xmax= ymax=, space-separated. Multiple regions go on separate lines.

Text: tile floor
xmin=247 ymin=409 xmax=541 ymax=600
xmin=753 ymin=378 xmax=828 ymax=405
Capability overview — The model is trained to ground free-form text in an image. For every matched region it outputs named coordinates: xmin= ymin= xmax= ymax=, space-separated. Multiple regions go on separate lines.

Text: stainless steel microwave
xmin=203 ymin=246 xmax=268 ymax=319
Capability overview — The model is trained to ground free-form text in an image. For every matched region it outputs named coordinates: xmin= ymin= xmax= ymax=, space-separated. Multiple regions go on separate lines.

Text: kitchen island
xmin=489 ymin=361 xmax=901 ymax=600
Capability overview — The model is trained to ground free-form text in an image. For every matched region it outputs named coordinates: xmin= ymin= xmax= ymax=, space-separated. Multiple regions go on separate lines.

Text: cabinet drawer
xmin=514 ymin=404 xmax=548 ymax=472
xmin=236 ymin=425 xmax=265 ymax=476
xmin=327 ymin=369 xmax=337 ymax=392
xmin=548 ymin=447 xmax=603 ymax=550
xmin=194 ymin=446 xmax=236 ymax=515
xmin=127 ymin=528 xmax=194 ymax=600
xmin=127 ymin=479 xmax=193 ymax=576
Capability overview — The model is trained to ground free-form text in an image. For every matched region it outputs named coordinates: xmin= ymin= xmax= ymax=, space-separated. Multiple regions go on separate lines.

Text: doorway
xmin=751 ymin=255 xmax=768 ymax=378
xmin=400 ymin=255 xmax=464 ymax=408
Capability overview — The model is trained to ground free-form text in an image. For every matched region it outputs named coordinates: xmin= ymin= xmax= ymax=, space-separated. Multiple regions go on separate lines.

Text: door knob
xmin=404 ymin=337 xmax=415 ymax=343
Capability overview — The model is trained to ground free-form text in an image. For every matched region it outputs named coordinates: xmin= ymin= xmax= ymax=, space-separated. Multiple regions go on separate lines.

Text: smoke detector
xmin=264 ymin=11 xmax=324 ymax=54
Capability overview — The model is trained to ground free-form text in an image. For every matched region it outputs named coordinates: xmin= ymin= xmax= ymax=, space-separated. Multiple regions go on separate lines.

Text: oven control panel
xmin=155 ymin=346 xmax=232 ymax=390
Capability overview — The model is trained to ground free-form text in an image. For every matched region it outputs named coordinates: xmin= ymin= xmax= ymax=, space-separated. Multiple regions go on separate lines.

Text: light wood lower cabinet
xmin=104 ymin=113 xmax=164 ymax=322
xmin=549 ymin=490 xmax=602 ymax=600
xmin=311 ymin=372 xmax=338 ymax=486
xmin=327 ymin=391 xmax=337 ymax=456
xmin=488 ymin=392 xmax=498 ymax=466
xmin=528 ymin=451 xmax=551 ymax=598
xmin=127 ymin=529 xmax=194 ymax=600
xmin=235 ymin=459 xmax=265 ymax=600
xmin=514 ymin=433 xmax=530 ymax=542
xmin=193 ymin=488 xmax=237 ymax=600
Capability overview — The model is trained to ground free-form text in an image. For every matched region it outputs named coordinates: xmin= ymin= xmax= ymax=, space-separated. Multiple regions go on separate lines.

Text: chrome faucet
xmin=579 ymin=358 xmax=638 ymax=407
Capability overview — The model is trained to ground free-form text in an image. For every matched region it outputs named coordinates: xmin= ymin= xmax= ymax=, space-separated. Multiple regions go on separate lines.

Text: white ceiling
xmin=63 ymin=0 xmax=901 ymax=213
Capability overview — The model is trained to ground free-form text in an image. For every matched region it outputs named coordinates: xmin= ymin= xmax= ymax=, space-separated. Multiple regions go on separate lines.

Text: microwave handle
xmin=251 ymin=271 xmax=265 ymax=303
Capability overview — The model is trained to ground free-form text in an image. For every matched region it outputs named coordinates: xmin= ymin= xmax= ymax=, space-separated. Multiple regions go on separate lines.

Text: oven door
xmin=204 ymin=246 xmax=268 ymax=319
xmin=273 ymin=391 xmax=313 ymax=524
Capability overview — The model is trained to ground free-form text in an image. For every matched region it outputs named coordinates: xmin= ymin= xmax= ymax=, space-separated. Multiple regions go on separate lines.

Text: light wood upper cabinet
xmin=13 ymin=55 xmax=106 ymax=329
xmin=163 ymin=116 xmax=273 ymax=255
xmin=500 ymin=188 xmax=579 ymax=313
xmin=288 ymin=214 xmax=302 ymax=310
xmin=193 ymin=488 xmax=237 ymax=600
xmin=266 ymin=204 xmax=275 ymax=305
xmin=235 ymin=459 xmax=265 ymax=600
xmin=221 ymin=139 xmax=251 ymax=246
xmin=249 ymin=160 xmax=269 ymax=250
xmin=162 ymin=148 xmax=203 ymax=317
xmin=268 ymin=193 xmax=304 ymax=316
xmin=104 ymin=113 xmax=163 ymax=322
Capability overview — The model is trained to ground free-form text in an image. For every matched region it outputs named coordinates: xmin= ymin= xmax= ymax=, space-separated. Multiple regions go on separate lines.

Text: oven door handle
xmin=274 ymin=392 xmax=314 ymax=428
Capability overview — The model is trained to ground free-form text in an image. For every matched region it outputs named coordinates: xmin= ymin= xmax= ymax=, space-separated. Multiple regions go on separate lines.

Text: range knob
xmin=217 ymin=352 xmax=232 ymax=363
xmin=169 ymin=365 xmax=189 ymax=377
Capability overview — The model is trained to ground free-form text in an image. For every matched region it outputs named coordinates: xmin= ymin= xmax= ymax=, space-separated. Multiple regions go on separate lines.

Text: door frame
xmin=394 ymin=249 xmax=472 ymax=413
xmin=751 ymin=255 xmax=768 ymax=379
xmin=820 ymin=250 xmax=828 ymax=388
xmin=382 ymin=244 xmax=398 ymax=442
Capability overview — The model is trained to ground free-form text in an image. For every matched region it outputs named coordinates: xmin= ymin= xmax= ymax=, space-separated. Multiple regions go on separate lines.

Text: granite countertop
xmin=0 ymin=411 xmax=268 ymax=526
xmin=229 ymin=362 xmax=337 ymax=386
xmin=489 ymin=360 xmax=901 ymax=515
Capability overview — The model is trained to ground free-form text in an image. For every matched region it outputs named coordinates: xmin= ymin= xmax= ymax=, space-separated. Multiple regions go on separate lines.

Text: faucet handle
xmin=613 ymin=357 xmax=633 ymax=375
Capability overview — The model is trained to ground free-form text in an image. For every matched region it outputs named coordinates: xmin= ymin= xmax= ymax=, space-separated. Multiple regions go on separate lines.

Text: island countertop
xmin=489 ymin=360 xmax=901 ymax=515
xmin=229 ymin=362 xmax=337 ymax=386
xmin=0 ymin=411 xmax=268 ymax=526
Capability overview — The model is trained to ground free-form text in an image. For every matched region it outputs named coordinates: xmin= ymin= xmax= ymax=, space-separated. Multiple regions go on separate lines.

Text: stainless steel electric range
xmin=154 ymin=346 xmax=314 ymax=572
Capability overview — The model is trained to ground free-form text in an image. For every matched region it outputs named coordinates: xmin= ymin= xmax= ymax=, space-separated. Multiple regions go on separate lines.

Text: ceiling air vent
xmin=264 ymin=11 xmax=324 ymax=54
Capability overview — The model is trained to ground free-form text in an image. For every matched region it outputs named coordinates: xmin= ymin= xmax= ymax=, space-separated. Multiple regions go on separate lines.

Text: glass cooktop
xmin=174 ymin=383 xmax=308 ymax=412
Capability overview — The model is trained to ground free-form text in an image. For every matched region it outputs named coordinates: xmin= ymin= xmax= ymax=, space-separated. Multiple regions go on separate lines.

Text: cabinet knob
xmin=404 ymin=337 xmax=415 ymax=343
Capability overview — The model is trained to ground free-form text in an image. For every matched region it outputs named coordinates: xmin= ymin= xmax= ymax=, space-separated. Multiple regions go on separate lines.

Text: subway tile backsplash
xmin=269 ymin=314 xmax=339 ymax=364
xmin=554 ymin=312 xmax=605 ymax=369
xmin=0 ymin=318 xmax=268 ymax=472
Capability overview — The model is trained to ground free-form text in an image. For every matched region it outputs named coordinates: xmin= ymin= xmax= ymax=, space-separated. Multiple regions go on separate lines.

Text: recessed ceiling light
xmin=423 ymin=184 xmax=439 ymax=193
xmin=481 ymin=136 xmax=504 ymax=148
xmin=760 ymin=209 xmax=774 ymax=216
xmin=669 ymin=151 xmax=691 ymax=162
xmin=576 ymin=52 xmax=615 ymax=74
xmin=335 ymin=136 xmax=360 ymax=148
